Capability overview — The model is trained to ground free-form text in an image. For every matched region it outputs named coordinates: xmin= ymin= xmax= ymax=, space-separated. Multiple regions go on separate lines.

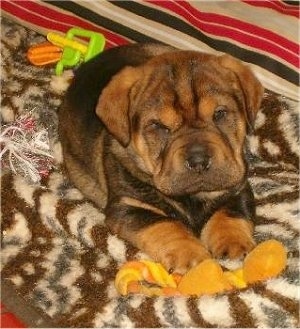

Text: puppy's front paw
xmin=161 ymin=238 xmax=211 ymax=274
xmin=207 ymin=234 xmax=255 ymax=259
xmin=201 ymin=210 xmax=255 ymax=259
xmin=135 ymin=221 xmax=211 ymax=274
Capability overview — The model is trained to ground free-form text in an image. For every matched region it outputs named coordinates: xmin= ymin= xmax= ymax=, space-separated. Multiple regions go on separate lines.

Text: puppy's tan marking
xmin=198 ymin=97 xmax=218 ymax=120
xmin=160 ymin=106 xmax=183 ymax=131
xmin=135 ymin=221 xmax=211 ymax=274
xmin=201 ymin=209 xmax=255 ymax=259
xmin=120 ymin=197 xmax=166 ymax=216
xmin=131 ymin=130 xmax=155 ymax=173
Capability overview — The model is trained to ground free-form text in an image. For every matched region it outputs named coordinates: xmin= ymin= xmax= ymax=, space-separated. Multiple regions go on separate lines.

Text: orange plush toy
xmin=115 ymin=239 xmax=287 ymax=297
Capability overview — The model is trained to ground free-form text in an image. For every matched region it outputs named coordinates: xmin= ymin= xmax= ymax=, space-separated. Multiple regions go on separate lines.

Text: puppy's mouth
xmin=154 ymin=169 xmax=245 ymax=196
xmin=152 ymin=143 xmax=246 ymax=196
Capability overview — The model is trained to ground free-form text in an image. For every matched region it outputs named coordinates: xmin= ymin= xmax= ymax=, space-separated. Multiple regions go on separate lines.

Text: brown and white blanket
xmin=1 ymin=13 xmax=299 ymax=328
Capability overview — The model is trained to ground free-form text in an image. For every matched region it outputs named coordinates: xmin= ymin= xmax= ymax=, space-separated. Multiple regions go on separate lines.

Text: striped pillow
xmin=2 ymin=0 xmax=299 ymax=100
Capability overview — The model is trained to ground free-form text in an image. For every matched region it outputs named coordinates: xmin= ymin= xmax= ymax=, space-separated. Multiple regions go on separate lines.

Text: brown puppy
xmin=59 ymin=43 xmax=264 ymax=274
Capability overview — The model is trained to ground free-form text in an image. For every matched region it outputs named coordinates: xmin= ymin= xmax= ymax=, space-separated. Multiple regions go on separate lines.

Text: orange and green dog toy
xmin=27 ymin=27 xmax=105 ymax=75
xmin=115 ymin=239 xmax=287 ymax=297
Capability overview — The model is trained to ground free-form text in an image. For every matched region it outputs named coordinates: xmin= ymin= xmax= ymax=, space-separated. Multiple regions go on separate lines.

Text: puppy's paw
xmin=135 ymin=221 xmax=211 ymax=274
xmin=208 ymin=234 xmax=255 ymax=259
xmin=201 ymin=210 xmax=256 ymax=260
xmin=161 ymin=239 xmax=211 ymax=274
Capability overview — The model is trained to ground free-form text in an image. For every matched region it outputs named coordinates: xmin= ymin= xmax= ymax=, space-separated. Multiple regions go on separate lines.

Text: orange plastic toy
xmin=27 ymin=42 xmax=62 ymax=66
xmin=114 ymin=239 xmax=287 ymax=297
xmin=243 ymin=239 xmax=287 ymax=284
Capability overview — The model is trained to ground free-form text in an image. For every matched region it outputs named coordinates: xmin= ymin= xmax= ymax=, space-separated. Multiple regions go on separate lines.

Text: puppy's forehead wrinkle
xmin=166 ymin=63 xmax=176 ymax=82
xmin=166 ymin=64 xmax=199 ymax=121
xmin=133 ymin=67 xmax=172 ymax=110
xmin=164 ymin=60 xmax=230 ymax=120
xmin=187 ymin=61 xmax=203 ymax=115
xmin=131 ymin=70 xmax=157 ymax=109
xmin=133 ymin=56 xmax=240 ymax=126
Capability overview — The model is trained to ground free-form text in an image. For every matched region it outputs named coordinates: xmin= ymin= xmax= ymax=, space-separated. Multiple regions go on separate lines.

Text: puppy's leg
xmin=201 ymin=209 xmax=255 ymax=259
xmin=106 ymin=197 xmax=210 ymax=274
xmin=63 ymin=151 xmax=107 ymax=208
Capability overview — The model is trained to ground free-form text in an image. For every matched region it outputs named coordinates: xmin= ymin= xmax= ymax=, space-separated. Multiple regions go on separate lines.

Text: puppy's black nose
xmin=185 ymin=144 xmax=211 ymax=172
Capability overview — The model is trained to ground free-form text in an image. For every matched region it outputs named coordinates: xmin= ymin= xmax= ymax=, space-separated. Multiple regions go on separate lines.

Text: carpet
xmin=1 ymin=17 xmax=299 ymax=328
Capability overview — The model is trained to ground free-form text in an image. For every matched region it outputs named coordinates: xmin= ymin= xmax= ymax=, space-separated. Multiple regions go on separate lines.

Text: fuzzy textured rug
xmin=1 ymin=17 xmax=299 ymax=328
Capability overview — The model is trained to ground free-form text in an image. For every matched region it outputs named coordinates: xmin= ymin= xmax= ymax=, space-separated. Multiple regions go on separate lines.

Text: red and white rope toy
xmin=0 ymin=113 xmax=54 ymax=184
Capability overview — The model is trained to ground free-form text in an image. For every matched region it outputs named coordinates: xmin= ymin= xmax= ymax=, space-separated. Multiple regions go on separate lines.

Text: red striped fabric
xmin=2 ymin=0 xmax=129 ymax=48
xmin=242 ymin=0 xmax=300 ymax=18
xmin=172 ymin=0 xmax=298 ymax=54
xmin=3 ymin=0 xmax=298 ymax=67
xmin=2 ymin=0 xmax=298 ymax=100
xmin=148 ymin=0 xmax=299 ymax=68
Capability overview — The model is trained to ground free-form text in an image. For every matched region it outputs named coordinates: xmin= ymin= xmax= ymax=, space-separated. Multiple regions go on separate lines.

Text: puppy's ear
xmin=218 ymin=55 xmax=264 ymax=130
xmin=96 ymin=66 xmax=142 ymax=147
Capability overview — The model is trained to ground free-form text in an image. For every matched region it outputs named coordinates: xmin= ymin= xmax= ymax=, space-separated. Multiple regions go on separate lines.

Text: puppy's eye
xmin=148 ymin=120 xmax=170 ymax=134
xmin=213 ymin=106 xmax=228 ymax=122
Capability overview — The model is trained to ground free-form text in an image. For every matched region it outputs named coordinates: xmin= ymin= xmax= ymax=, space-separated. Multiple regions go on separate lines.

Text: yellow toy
xmin=47 ymin=32 xmax=88 ymax=54
xmin=115 ymin=239 xmax=287 ymax=297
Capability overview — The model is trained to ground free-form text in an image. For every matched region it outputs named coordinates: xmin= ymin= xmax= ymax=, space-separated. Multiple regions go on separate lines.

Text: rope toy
xmin=115 ymin=239 xmax=287 ymax=297
xmin=0 ymin=113 xmax=54 ymax=184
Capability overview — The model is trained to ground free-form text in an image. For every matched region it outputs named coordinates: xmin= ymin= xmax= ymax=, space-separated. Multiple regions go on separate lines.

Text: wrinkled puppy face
xmin=97 ymin=51 xmax=264 ymax=196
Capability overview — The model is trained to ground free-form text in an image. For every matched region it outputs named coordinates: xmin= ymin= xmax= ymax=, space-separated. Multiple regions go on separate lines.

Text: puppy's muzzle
xmin=185 ymin=144 xmax=212 ymax=172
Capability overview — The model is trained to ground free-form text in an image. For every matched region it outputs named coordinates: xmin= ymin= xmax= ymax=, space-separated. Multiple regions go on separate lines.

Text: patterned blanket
xmin=1 ymin=17 xmax=299 ymax=328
